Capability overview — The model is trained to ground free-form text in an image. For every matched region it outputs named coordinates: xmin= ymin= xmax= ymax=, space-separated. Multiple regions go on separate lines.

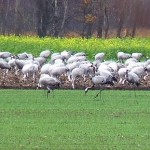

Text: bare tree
xmin=114 ymin=0 xmax=127 ymax=38
xmin=35 ymin=0 xmax=52 ymax=37
xmin=96 ymin=0 xmax=110 ymax=38
xmin=59 ymin=0 xmax=68 ymax=36
xmin=103 ymin=4 xmax=110 ymax=38
xmin=14 ymin=0 xmax=22 ymax=36
xmin=96 ymin=0 xmax=103 ymax=38
xmin=131 ymin=0 xmax=143 ymax=37
xmin=76 ymin=0 xmax=96 ymax=38
xmin=0 ymin=0 xmax=11 ymax=35
xmin=0 ymin=0 xmax=150 ymax=37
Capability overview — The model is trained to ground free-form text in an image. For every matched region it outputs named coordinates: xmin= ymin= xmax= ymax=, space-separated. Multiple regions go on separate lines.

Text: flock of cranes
xmin=0 ymin=50 xmax=150 ymax=98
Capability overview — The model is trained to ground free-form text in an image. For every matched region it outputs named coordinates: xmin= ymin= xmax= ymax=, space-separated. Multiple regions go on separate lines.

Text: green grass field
xmin=0 ymin=89 xmax=150 ymax=149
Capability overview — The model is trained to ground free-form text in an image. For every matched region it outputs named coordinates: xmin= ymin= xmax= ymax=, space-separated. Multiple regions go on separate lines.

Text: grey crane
xmin=34 ymin=57 xmax=47 ymax=67
xmin=70 ymin=63 xmax=94 ymax=89
xmin=40 ymin=50 xmax=51 ymax=58
xmin=40 ymin=63 xmax=51 ymax=75
xmin=130 ymin=66 xmax=146 ymax=79
xmin=61 ymin=50 xmax=72 ymax=61
xmin=70 ymin=67 xmax=86 ymax=89
xmin=0 ymin=52 xmax=12 ymax=59
xmin=85 ymin=75 xmax=114 ymax=99
xmin=74 ymin=52 xmax=86 ymax=57
xmin=117 ymin=52 xmax=131 ymax=63
xmin=0 ymin=60 xmax=11 ymax=76
xmin=37 ymin=74 xmax=61 ymax=97
xmin=50 ymin=66 xmax=69 ymax=79
xmin=118 ymin=67 xmax=128 ymax=84
xmin=126 ymin=70 xmax=140 ymax=97
xmin=22 ymin=61 xmax=39 ymax=81
xmin=94 ymin=52 xmax=105 ymax=62
xmin=15 ymin=59 xmax=26 ymax=75
xmin=17 ymin=52 xmax=29 ymax=60
xmin=131 ymin=53 xmax=143 ymax=61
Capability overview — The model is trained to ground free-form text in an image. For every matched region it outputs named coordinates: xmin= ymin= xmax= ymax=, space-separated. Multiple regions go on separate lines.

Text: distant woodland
xmin=0 ymin=0 xmax=150 ymax=38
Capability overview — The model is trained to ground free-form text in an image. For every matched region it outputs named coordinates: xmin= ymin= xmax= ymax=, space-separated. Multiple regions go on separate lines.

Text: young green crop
xmin=0 ymin=89 xmax=150 ymax=149
xmin=0 ymin=35 xmax=150 ymax=60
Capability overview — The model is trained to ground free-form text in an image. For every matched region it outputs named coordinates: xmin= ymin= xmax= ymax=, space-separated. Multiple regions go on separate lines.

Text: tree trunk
xmin=116 ymin=16 xmax=124 ymax=38
xmin=131 ymin=21 xmax=136 ymax=38
xmin=53 ymin=0 xmax=59 ymax=37
xmin=97 ymin=15 xmax=104 ymax=38
xmin=116 ymin=0 xmax=127 ymax=38
xmin=86 ymin=23 xmax=92 ymax=38
xmin=60 ymin=0 xmax=68 ymax=37
xmin=36 ymin=0 xmax=51 ymax=37
xmin=15 ymin=0 xmax=22 ymax=36
xmin=82 ymin=7 xmax=86 ymax=38
xmin=1 ymin=0 xmax=10 ymax=35
xmin=104 ymin=6 xmax=109 ymax=38
xmin=131 ymin=0 xmax=141 ymax=38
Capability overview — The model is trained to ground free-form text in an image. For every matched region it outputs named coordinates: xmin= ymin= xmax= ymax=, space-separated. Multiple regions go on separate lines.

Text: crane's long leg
xmin=84 ymin=85 xmax=94 ymax=95
xmin=47 ymin=90 xmax=50 ymax=98
xmin=134 ymin=86 xmax=136 ymax=98
xmin=47 ymin=87 xmax=51 ymax=98
xmin=95 ymin=89 xmax=102 ymax=100
xmin=52 ymin=89 xmax=54 ymax=98
xmin=133 ymin=85 xmax=139 ymax=104
xmin=43 ymin=89 xmax=47 ymax=97
xmin=95 ymin=85 xmax=104 ymax=100
xmin=71 ymin=78 xmax=75 ymax=89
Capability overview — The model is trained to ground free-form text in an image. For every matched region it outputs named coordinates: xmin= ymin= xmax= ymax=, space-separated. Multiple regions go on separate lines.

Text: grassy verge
xmin=0 ymin=36 xmax=150 ymax=59
xmin=0 ymin=89 xmax=150 ymax=149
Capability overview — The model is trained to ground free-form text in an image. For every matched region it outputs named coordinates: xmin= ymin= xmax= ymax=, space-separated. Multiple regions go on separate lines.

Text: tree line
xmin=0 ymin=0 xmax=150 ymax=38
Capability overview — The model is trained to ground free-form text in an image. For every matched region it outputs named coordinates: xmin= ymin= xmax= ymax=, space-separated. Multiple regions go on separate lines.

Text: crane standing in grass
xmin=84 ymin=75 xmax=115 ymax=99
xmin=37 ymin=74 xmax=61 ymax=98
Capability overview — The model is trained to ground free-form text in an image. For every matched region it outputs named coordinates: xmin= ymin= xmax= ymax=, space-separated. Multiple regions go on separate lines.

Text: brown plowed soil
xmin=0 ymin=70 xmax=150 ymax=90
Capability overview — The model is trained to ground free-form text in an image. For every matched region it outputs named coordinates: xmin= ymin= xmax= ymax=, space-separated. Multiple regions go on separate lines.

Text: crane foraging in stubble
xmin=126 ymin=70 xmax=140 ymax=97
